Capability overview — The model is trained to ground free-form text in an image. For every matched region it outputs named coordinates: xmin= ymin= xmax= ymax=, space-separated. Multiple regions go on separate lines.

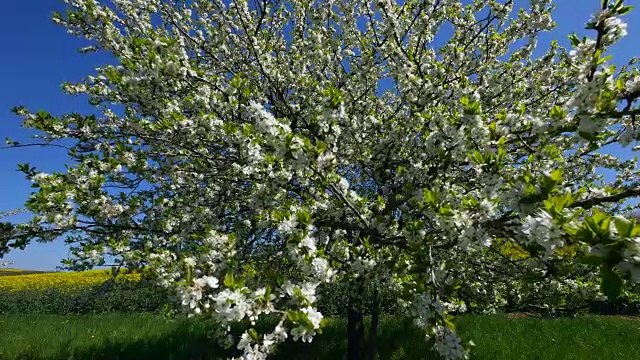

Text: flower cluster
xmin=431 ymin=325 xmax=469 ymax=360
xmin=521 ymin=211 xmax=564 ymax=258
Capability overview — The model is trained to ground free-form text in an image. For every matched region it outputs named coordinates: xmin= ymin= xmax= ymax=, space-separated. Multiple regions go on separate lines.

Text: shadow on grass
xmin=5 ymin=313 xmax=640 ymax=360
xmin=7 ymin=321 xmax=231 ymax=360
xmin=271 ymin=318 xmax=433 ymax=360
xmin=6 ymin=318 xmax=434 ymax=360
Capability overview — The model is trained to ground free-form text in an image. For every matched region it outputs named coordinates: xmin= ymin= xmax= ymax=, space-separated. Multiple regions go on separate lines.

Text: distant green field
xmin=0 ymin=269 xmax=47 ymax=277
xmin=0 ymin=313 xmax=639 ymax=360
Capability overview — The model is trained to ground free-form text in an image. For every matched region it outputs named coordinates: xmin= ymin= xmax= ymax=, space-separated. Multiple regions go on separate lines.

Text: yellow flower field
xmin=0 ymin=270 xmax=140 ymax=293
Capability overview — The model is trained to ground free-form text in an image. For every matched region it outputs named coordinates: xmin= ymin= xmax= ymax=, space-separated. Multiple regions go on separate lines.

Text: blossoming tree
xmin=2 ymin=0 xmax=640 ymax=358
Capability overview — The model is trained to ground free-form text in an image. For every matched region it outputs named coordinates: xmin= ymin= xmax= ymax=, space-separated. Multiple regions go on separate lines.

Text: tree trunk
xmin=347 ymin=307 xmax=365 ymax=360
xmin=366 ymin=286 xmax=379 ymax=360
xmin=347 ymin=281 xmax=365 ymax=360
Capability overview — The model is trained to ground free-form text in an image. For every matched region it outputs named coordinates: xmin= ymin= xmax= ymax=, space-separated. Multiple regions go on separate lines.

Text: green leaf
xmin=444 ymin=317 xmax=456 ymax=330
xmin=296 ymin=209 xmax=311 ymax=226
xmin=439 ymin=206 xmax=454 ymax=216
xmin=323 ymin=87 xmax=344 ymax=108
xmin=569 ymin=33 xmax=580 ymax=47
xmin=517 ymin=103 xmax=526 ymax=115
xmin=286 ymin=310 xmax=300 ymax=322
xmin=614 ymin=216 xmax=634 ymax=238
xmin=591 ymin=209 xmax=608 ymax=224
xmin=544 ymin=194 xmax=569 ymax=215
xmin=248 ymin=328 xmax=259 ymax=341
xmin=17 ymin=163 xmax=36 ymax=177
xmin=550 ymin=105 xmax=566 ymax=120
xmin=469 ymin=150 xmax=484 ymax=165
xmin=594 ymin=49 xmax=604 ymax=62
xmin=224 ymin=273 xmax=235 ymax=288
xmin=549 ymin=169 xmax=563 ymax=182
xmin=489 ymin=122 xmax=497 ymax=134
xmin=600 ymin=266 xmax=623 ymax=301
xmin=585 ymin=211 xmax=612 ymax=242
xmin=539 ymin=169 xmax=563 ymax=195
xmin=423 ymin=189 xmax=438 ymax=206
xmin=618 ymin=5 xmax=633 ymax=14
xmin=575 ymin=224 xmax=598 ymax=244
xmin=598 ymin=54 xmax=613 ymax=65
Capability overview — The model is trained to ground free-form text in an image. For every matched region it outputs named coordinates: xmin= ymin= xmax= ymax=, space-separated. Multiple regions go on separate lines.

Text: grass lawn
xmin=0 ymin=313 xmax=639 ymax=359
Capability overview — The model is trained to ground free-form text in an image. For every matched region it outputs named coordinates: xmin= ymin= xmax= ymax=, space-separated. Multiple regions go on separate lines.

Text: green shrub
xmin=0 ymin=280 xmax=171 ymax=314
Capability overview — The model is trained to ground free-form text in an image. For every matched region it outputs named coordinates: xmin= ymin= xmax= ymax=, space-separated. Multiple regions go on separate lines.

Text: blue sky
xmin=1 ymin=1 xmax=639 ymax=270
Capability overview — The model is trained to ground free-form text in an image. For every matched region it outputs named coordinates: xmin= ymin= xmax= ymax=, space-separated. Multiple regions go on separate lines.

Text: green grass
xmin=456 ymin=315 xmax=640 ymax=360
xmin=0 ymin=313 xmax=639 ymax=359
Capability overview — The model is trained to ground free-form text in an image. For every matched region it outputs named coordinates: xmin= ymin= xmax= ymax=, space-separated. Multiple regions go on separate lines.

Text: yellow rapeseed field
xmin=0 ymin=269 xmax=140 ymax=293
